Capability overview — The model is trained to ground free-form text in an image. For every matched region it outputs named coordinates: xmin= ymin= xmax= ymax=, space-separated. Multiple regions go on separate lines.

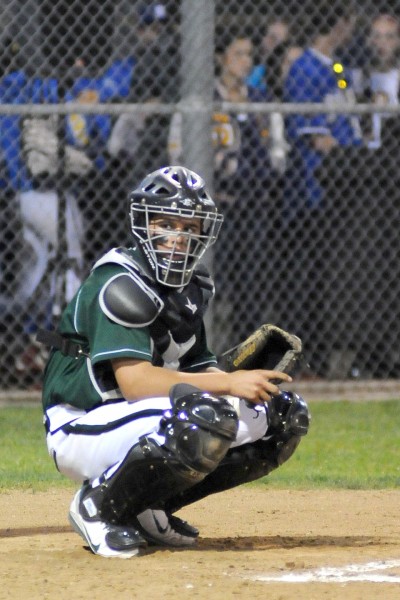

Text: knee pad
xmin=160 ymin=383 xmax=239 ymax=473
xmin=81 ymin=384 xmax=238 ymax=524
xmin=164 ymin=391 xmax=310 ymax=514
xmin=267 ymin=391 xmax=310 ymax=439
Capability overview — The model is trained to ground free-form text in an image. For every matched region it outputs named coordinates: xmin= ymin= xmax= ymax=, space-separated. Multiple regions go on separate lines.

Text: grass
xmin=0 ymin=406 xmax=71 ymax=490
xmin=262 ymin=399 xmax=400 ymax=489
xmin=0 ymin=400 xmax=399 ymax=491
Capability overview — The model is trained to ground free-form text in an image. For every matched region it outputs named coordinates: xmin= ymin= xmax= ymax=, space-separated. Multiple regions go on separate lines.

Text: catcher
xmin=38 ymin=165 xmax=310 ymax=558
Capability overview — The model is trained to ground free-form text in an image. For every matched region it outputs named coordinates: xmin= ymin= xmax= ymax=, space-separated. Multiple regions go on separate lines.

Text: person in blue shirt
xmin=99 ymin=2 xmax=174 ymax=104
xmin=13 ymin=67 xmax=112 ymax=382
xmin=0 ymin=38 xmax=30 ymax=344
xmin=278 ymin=4 xmax=395 ymax=379
xmin=283 ymin=6 xmax=362 ymax=220
xmin=102 ymin=2 xmax=179 ymax=269
xmin=0 ymin=38 xmax=30 ymax=194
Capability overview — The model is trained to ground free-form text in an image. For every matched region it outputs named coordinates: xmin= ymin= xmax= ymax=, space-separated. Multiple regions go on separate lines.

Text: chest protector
xmin=97 ymin=248 xmax=214 ymax=359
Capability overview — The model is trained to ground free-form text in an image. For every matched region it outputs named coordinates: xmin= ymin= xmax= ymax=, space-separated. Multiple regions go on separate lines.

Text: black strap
xmin=36 ymin=329 xmax=89 ymax=359
xmin=60 ymin=408 xmax=166 ymax=435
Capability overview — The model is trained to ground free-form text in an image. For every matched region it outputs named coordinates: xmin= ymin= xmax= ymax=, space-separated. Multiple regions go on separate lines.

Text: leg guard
xmin=79 ymin=384 xmax=238 ymax=524
xmin=164 ymin=391 xmax=310 ymax=513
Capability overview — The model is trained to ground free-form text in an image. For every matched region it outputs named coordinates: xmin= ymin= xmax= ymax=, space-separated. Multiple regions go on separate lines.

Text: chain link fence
xmin=0 ymin=0 xmax=399 ymax=389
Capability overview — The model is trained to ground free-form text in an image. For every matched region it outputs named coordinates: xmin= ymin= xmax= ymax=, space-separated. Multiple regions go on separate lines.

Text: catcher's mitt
xmin=218 ymin=324 xmax=304 ymax=379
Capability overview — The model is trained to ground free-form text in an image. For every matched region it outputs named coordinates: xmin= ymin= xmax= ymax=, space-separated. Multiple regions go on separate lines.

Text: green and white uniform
xmin=43 ymin=246 xmax=217 ymax=414
xmin=42 ymin=246 xmax=268 ymax=484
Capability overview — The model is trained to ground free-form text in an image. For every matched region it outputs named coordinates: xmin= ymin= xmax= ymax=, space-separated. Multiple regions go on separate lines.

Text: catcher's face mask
xmin=131 ymin=205 xmax=221 ymax=287
xmin=129 ymin=166 xmax=223 ymax=287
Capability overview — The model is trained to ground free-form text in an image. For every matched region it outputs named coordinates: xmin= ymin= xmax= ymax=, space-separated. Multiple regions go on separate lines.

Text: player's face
xmin=149 ymin=215 xmax=202 ymax=257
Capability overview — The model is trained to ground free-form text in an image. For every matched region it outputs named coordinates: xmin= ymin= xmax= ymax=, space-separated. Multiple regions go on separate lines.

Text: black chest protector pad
xmin=99 ymin=272 xmax=164 ymax=327
xmin=149 ymin=265 xmax=215 ymax=357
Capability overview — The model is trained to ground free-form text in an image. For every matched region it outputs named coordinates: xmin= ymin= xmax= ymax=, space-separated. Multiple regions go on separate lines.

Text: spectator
xmin=362 ymin=13 xmax=400 ymax=149
xmin=0 ymin=38 xmax=29 ymax=293
xmin=14 ymin=68 xmax=111 ymax=382
xmin=279 ymin=3 xmax=366 ymax=377
xmin=247 ymin=17 xmax=290 ymax=94
xmin=98 ymin=2 xmax=178 ymax=265
xmin=64 ymin=71 xmax=113 ymax=266
xmin=65 ymin=74 xmax=111 ymax=173
xmin=341 ymin=12 xmax=400 ymax=377
xmin=104 ymin=1 xmax=177 ymax=169
xmin=0 ymin=38 xmax=31 ymax=384
xmin=247 ymin=17 xmax=303 ymax=100
xmin=100 ymin=2 xmax=174 ymax=105
xmin=283 ymin=3 xmax=362 ymax=219
xmin=169 ymin=25 xmax=271 ymax=208
xmin=212 ymin=25 xmax=272 ymax=206
xmin=0 ymin=38 xmax=28 ymax=192
xmin=279 ymin=5 xmax=400 ymax=379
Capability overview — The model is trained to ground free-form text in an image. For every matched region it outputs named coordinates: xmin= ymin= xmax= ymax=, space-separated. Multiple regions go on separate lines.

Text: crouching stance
xmin=39 ymin=166 xmax=310 ymax=558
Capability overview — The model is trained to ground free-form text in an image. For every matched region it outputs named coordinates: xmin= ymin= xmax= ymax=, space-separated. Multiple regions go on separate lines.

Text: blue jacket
xmin=0 ymin=70 xmax=30 ymax=191
xmin=99 ymin=57 xmax=136 ymax=102
xmin=283 ymin=48 xmax=362 ymax=209
xmin=0 ymin=71 xmax=112 ymax=192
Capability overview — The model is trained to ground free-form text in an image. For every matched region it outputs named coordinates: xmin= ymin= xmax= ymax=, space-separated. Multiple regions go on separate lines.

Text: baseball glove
xmin=218 ymin=324 xmax=304 ymax=379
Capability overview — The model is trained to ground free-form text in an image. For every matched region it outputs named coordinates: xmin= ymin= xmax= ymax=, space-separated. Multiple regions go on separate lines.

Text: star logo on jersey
xmin=185 ymin=297 xmax=198 ymax=314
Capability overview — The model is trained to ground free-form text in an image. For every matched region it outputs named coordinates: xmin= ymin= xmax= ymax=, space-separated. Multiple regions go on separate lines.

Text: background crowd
xmin=0 ymin=0 xmax=400 ymax=387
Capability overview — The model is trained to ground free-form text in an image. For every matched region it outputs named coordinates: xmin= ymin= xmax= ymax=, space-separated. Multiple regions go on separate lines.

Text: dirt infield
xmin=1 ymin=487 xmax=399 ymax=599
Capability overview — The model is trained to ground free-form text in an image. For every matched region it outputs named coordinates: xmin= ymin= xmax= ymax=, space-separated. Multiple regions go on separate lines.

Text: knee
xmin=263 ymin=391 xmax=311 ymax=468
xmin=160 ymin=384 xmax=239 ymax=473
xmin=268 ymin=391 xmax=310 ymax=439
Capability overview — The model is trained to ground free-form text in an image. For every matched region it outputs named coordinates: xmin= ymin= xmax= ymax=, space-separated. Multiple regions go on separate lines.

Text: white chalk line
xmin=248 ymin=559 xmax=400 ymax=584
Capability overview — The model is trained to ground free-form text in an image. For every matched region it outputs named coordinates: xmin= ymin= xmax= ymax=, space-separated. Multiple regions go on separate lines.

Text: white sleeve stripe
xmin=187 ymin=358 xmax=218 ymax=369
xmin=92 ymin=348 xmax=152 ymax=361
xmin=73 ymin=287 xmax=84 ymax=334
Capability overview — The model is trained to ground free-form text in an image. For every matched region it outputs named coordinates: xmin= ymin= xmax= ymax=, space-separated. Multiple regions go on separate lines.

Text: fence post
xmin=180 ymin=0 xmax=216 ymax=343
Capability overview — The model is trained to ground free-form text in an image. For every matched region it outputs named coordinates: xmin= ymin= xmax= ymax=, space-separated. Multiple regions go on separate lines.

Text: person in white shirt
xmin=364 ymin=13 xmax=400 ymax=148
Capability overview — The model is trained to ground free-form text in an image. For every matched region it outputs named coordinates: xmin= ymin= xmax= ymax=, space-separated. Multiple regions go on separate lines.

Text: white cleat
xmin=69 ymin=489 xmax=146 ymax=558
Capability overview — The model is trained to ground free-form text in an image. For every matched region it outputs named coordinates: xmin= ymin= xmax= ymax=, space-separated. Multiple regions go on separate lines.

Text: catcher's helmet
xmin=129 ymin=165 xmax=223 ymax=287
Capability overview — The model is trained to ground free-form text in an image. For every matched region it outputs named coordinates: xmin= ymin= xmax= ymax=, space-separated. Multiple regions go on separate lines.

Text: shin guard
xmin=164 ymin=391 xmax=310 ymax=513
xmin=80 ymin=384 xmax=238 ymax=524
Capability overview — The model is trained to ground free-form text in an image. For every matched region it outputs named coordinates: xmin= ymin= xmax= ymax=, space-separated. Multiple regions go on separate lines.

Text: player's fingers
xmin=263 ymin=381 xmax=280 ymax=397
xmin=258 ymin=388 xmax=272 ymax=404
xmin=245 ymin=389 xmax=270 ymax=405
xmin=263 ymin=369 xmax=292 ymax=383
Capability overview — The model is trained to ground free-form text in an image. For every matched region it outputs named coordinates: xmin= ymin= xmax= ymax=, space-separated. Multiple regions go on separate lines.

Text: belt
xmin=36 ymin=329 xmax=89 ymax=359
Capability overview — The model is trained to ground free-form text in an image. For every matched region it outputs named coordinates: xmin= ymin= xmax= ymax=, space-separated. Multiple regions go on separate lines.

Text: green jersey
xmin=42 ymin=247 xmax=218 ymax=411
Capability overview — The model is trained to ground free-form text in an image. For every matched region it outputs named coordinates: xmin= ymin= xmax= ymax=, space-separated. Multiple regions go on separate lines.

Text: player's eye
xmin=153 ymin=220 xmax=174 ymax=231
xmin=184 ymin=221 xmax=202 ymax=235
xmin=163 ymin=223 xmax=174 ymax=231
xmin=182 ymin=225 xmax=196 ymax=234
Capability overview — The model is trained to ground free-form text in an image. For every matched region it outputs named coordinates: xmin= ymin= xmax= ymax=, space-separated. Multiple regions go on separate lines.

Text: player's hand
xmin=227 ymin=369 xmax=292 ymax=404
